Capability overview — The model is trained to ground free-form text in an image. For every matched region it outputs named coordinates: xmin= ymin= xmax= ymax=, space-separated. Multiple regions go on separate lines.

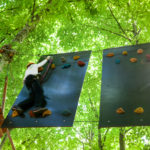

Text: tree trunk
xmin=98 ymin=129 xmax=103 ymax=150
xmin=119 ymin=128 xmax=125 ymax=150
xmin=88 ymin=127 xmax=94 ymax=150
xmin=0 ymin=0 xmax=53 ymax=71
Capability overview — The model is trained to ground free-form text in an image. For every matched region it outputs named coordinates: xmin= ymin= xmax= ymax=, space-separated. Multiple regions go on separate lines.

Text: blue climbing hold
xmin=62 ymin=110 xmax=72 ymax=116
xmin=62 ymin=64 xmax=71 ymax=69
xmin=115 ymin=59 xmax=120 ymax=64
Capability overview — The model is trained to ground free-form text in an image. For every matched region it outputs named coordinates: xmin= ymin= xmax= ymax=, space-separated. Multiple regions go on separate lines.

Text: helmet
xmin=27 ymin=62 xmax=34 ymax=68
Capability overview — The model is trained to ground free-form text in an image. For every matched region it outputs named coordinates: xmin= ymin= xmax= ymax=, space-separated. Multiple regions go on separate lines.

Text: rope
xmin=2 ymin=64 xmax=9 ymax=114
xmin=1 ymin=76 xmax=8 ymax=114
xmin=40 ymin=59 xmax=53 ymax=83
xmin=0 ymin=64 xmax=16 ymax=150
xmin=1 ymin=49 xmax=103 ymax=57
xmin=6 ymin=129 xmax=16 ymax=150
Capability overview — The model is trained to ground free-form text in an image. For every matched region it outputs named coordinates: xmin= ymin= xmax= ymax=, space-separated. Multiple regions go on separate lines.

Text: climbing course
xmin=2 ymin=51 xmax=91 ymax=128
xmin=99 ymin=43 xmax=150 ymax=127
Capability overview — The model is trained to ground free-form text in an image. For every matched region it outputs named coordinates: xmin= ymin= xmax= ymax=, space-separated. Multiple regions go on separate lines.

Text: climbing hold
xmin=137 ymin=49 xmax=143 ymax=54
xmin=78 ymin=61 xmax=85 ymax=67
xmin=146 ymin=54 xmax=150 ymax=61
xmin=115 ymin=59 xmax=120 ymax=64
xmin=29 ymin=109 xmax=50 ymax=118
xmin=62 ymin=110 xmax=72 ymax=116
xmin=62 ymin=64 xmax=71 ymax=69
xmin=12 ymin=110 xmax=19 ymax=118
xmin=134 ymin=107 xmax=144 ymax=114
xmin=51 ymin=63 xmax=56 ymax=69
xmin=116 ymin=107 xmax=125 ymax=114
xmin=0 ymin=49 xmax=4 ymax=53
xmin=73 ymin=55 xmax=80 ymax=60
xmin=130 ymin=58 xmax=137 ymax=63
xmin=122 ymin=51 xmax=128 ymax=55
xmin=42 ymin=110 xmax=52 ymax=117
xmin=61 ymin=57 xmax=66 ymax=63
xmin=38 ymin=67 xmax=43 ymax=72
xmin=29 ymin=110 xmax=35 ymax=118
xmin=106 ymin=53 xmax=114 ymax=57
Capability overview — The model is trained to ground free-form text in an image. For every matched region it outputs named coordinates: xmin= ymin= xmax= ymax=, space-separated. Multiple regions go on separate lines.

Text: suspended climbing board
xmin=99 ymin=43 xmax=150 ymax=128
xmin=2 ymin=51 xmax=91 ymax=128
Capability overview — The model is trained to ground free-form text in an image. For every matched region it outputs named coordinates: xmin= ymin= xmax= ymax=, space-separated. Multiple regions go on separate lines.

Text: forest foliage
xmin=0 ymin=0 xmax=150 ymax=149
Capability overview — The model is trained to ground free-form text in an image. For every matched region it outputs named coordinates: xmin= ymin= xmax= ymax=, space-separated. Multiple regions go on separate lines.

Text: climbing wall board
xmin=99 ymin=43 xmax=150 ymax=128
xmin=2 ymin=51 xmax=91 ymax=128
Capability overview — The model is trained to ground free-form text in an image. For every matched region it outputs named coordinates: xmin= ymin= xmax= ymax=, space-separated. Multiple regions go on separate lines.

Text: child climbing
xmin=12 ymin=56 xmax=53 ymax=117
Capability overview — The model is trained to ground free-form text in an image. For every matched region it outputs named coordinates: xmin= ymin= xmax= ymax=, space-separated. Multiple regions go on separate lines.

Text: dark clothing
xmin=18 ymin=75 xmax=46 ymax=111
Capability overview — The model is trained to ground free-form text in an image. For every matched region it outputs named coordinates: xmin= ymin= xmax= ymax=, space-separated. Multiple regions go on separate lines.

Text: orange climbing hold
xmin=137 ymin=49 xmax=143 ymax=54
xmin=73 ymin=55 xmax=80 ymax=60
xmin=134 ymin=107 xmax=144 ymax=114
xmin=42 ymin=110 xmax=52 ymax=117
xmin=106 ymin=53 xmax=114 ymax=57
xmin=29 ymin=109 xmax=51 ymax=118
xmin=51 ymin=63 xmax=56 ymax=69
xmin=78 ymin=61 xmax=85 ymax=67
xmin=122 ymin=51 xmax=128 ymax=55
xmin=116 ymin=107 xmax=125 ymax=114
xmin=38 ymin=67 xmax=43 ymax=72
xmin=12 ymin=110 xmax=19 ymax=118
xmin=130 ymin=58 xmax=137 ymax=63
xmin=29 ymin=110 xmax=35 ymax=117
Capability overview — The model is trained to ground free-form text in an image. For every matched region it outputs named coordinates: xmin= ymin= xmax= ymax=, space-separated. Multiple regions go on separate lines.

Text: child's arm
xmin=37 ymin=56 xmax=53 ymax=67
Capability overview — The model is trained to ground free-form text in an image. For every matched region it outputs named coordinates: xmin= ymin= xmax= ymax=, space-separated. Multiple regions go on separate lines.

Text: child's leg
xmin=17 ymin=92 xmax=35 ymax=111
xmin=31 ymin=79 xmax=46 ymax=108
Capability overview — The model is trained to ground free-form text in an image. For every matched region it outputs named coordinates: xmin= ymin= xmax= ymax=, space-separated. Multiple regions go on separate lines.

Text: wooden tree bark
xmin=98 ymin=129 xmax=104 ymax=150
xmin=119 ymin=128 xmax=125 ymax=150
xmin=0 ymin=0 xmax=52 ymax=72
xmin=13 ymin=0 xmax=52 ymax=43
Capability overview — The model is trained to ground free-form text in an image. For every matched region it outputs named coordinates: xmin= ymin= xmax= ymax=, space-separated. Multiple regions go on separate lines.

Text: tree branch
xmin=101 ymin=128 xmax=110 ymax=148
xmin=103 ymin=128 xmax=109 ymax=143
xmin=12 ymin=0 xmax=53 ymax=43
xmin=108 ymin=5 xmax=126 ymax=36
xmin=0 ymin=7 xmax=19 ymax=13
xmin=107 ymin=3 xmax=132 ymax=42
xmin=31 ymin=0 xmax=36 ymax=22
xmin=127 ymin=2 xmax=141 ymax=44
xmin=0 ymin=38 xmax=5 ymax=44
xmin=88 ymin=91 xmax=99 ymax=119
xmin=98 ymin=129 xmax=103 ymax=150
xmin=83 ymin=24 xmax=132 ymax=42
xmin=100 ymin=27 xmax=131 ymax=42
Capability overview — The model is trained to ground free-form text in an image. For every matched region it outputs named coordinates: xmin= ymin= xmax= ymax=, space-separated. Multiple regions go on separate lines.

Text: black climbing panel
xmin=2 ymin=51 xmax=91 ymax=128
xmin=99 ymin=43 xmax=150 ymax=128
